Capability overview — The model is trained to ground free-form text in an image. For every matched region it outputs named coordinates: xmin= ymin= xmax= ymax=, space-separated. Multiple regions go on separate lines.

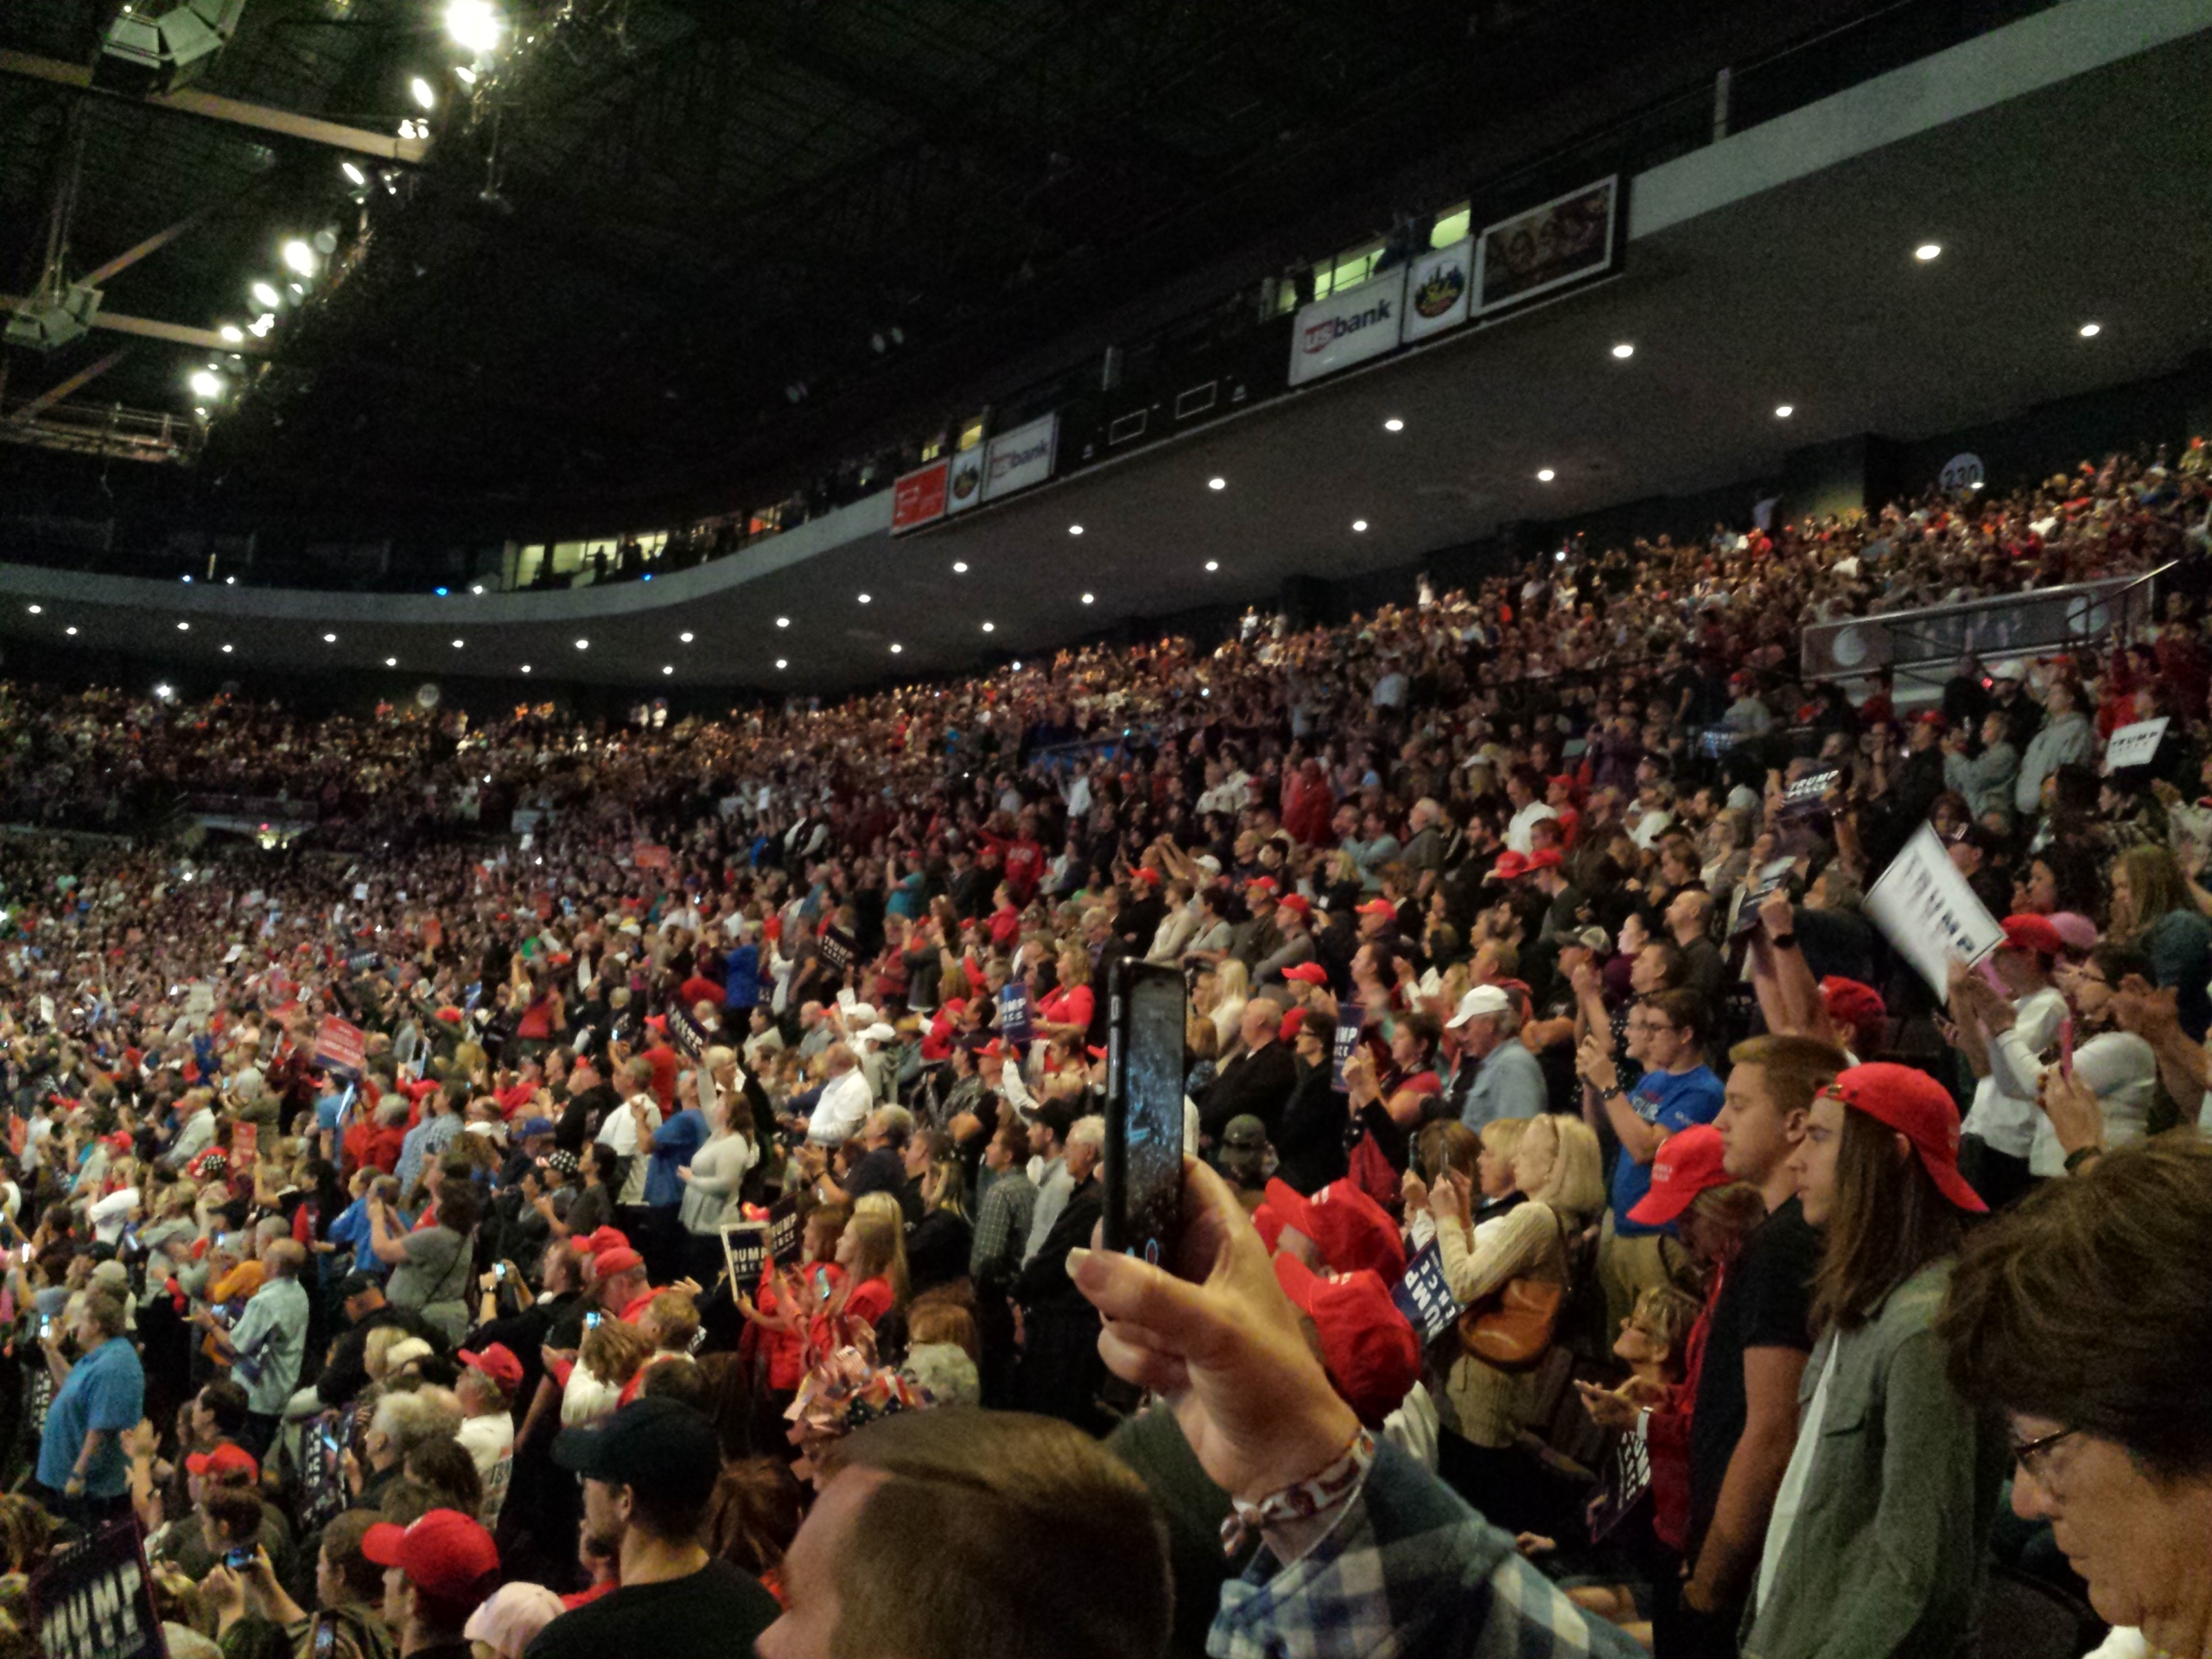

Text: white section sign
xmin=1399 ymin=237 xmax=1472 ymax=343
xmin=1287 ymin=268 xmax=1406 ymax=386
xmin=944 ymin=445 xmax=986 ymax=516
xmin=2104 ymin=716 xmax=2170 ymax=772
xmin=981 ymin=412 xmax=1058 ymax=501
xmin=1864 ymin=823 xmax=2005 ymax=995
xmin=1939 ymin=452 xmax=1986 ymax=492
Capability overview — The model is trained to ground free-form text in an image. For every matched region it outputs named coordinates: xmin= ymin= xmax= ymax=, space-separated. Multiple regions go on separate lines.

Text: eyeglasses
xmin=2009 ymin=1424 xmax=2080 ymax=1483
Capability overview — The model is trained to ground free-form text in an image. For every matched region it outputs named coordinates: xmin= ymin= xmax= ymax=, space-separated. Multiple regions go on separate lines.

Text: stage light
xmin=221 ymin=643 xmax=232 ymax=652
xmin=951 ymin=563 xmax=968 ymax=574
xmin=574 ymin=639 xmax=588 ymax=649
xmin=775 ymin=617 xmax=790 ymax=628
xmin=342 ymin=161 xmax=366 ymax=187
xmin=1915 ymin=243 xmax=1942 ymax=262
xmin=470 ymin=583 xmax=484 ymax=594
xmin=857 ymin=594 xmax=872 ymax=604
xmin=219 ymin=324 xmax=242 ymax=343
xmin=451 ymin=639 xmax=464 ymax=648
xmin=775 ymin=659 xmax=787 ymax=670
xmin=189 ymin=368 xmax=223 ymax=399
xmin=248 ymin=314 xmax=274 ymax=337
xmin=680 ymin=632 xmax=694 ymax=643
xmin=385 ymin=657 xmax=397 ymax=666
xmin=1207 ymin=476 xmax=1226 ymax=491
xmin=520 ymin=664 xmax=531 ymax=673
xmin=281 ymin=240 xmax=315 ymax=276
xmin=410 ymin=76 xmax=435 ymax=110
xmin=1352 ymin=519 xmax=1368 ymax=532
xmin=1068 ymin=525 xmax=1083 ymax=537
xmin=251 ymin=281 xmax=280 ymax=308
xmin=1382 ymin=418 xmax=1403 ymax=432
xmin=890 ymin=643 xmax=902 ymax=654
xmin=1205 ymin=560 xmax=1219 ymax=571
xmin=1081 ymin=593 xmax=1094 ymax=604
xmin=454 ymin=64 xmax=476 ymax=85
xmin=443 ymin=0 xmax=504 ymax=54
xmin=982 ymin=622 xmax=995 ymax=633
xmin=1775 ymin=404 xmax=1794 ymax=418
xmin=662 ymin=665 xmax=674 ymax=676
xmin=65 ymin=627 xmax=76 ymax=636
xmin=435 ymin=587 xmax=448 ymax=596
xmin=25 ymin=606 xmax=39 ymax=615
xmin=323 ymin=632 xmax=336 ymax=642
xmin=154 ymin=683 xmax=173 ymax=700
xmin=177 ymin=621 xmax=190 ymax=631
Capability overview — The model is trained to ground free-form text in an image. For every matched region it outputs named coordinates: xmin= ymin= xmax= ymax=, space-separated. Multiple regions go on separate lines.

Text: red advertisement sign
xmin=890 ymin=460 xmax=949 ymax=534
xmin=314 ymin=1016 xmax=365 ymax=1077
xmin=632 ymin=842 xmax=673 ymax=870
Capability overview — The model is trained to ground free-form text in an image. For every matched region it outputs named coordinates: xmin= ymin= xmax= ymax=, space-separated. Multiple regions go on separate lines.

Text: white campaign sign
xmin=1864 ymin=823 xmax=2005 ymax=995
xmin=2104 ymin=716 xmax=2170 ymax=772
xmin=1399 ymin=238 xmax=1472 ymax=343
xmin=1287 ymin=268 xmax=1406 ymax=386
xmin=1939 ymin=452 xmax=1986 ymax=491
xmin=981 ymin=412 xmax=1058 ymax=502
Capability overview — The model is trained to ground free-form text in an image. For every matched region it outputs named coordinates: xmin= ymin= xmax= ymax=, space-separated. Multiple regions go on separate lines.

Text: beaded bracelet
xmin=1219 ymin=1427 xmax=1376 ymax=1557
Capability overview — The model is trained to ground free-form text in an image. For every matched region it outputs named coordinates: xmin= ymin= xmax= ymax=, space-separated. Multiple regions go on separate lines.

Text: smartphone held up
xmin=1102 ymin=958 xmax=1187 ymax=1268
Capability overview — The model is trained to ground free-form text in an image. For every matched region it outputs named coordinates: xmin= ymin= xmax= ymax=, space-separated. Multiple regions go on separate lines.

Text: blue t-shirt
xmin=39 ymin=1335 xmax=144 ymax=1497
xmin=644 ymin=1109 xmax=708 ymax=1208
xmin=1611 ymin=1065 xmax=1726 ymax=1237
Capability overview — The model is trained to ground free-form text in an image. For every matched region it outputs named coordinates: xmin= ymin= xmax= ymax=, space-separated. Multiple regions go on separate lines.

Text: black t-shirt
xmin=523 ymin=1558 xmax=778 ymax=1659
xmin=1686 ymin=1196 xmax=1819 ymax=1555
xmin=845 ymin=1147 xmax=918 ymax=1224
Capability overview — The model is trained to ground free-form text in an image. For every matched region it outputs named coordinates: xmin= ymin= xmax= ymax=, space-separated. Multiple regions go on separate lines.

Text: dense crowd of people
xmin=0 ymin=443 xmax=2203 ymax=1659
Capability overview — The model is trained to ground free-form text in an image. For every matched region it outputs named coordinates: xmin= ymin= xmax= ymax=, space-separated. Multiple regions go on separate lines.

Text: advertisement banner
xmin=944 ymin=444 xmax=986 ymax=516
xmin=890 ymin=461 xmax=949 ymax=534
xmin=632 ymin=842 xmax=672 ymax=871
xmin=1288 ymin=268 xmax=1407 ymax=386
xmin=981 ymin=413 xmax=1058 ymax=502
xmin=313 ymin=1016 xmax=365 ymax=1077
xmin=1864 ymin=823 xmax=2004 ymax=995
xmin=1400 ymin=237 xmax=1474 ymax=343
xmin=1474 ymin=175 xmax=1621 ymax=316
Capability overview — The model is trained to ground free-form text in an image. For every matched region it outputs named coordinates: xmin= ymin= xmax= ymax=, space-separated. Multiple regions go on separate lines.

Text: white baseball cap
xmin=1446 ymin=985 xmax=1512 ymax=1028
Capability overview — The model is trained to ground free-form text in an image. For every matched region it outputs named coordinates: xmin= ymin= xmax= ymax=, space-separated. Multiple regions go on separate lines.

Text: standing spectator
xmin=199 ymin=1239 xmax=310 ymax=1458
xmin=37 ymin=1289 xmax=143 ymax=1526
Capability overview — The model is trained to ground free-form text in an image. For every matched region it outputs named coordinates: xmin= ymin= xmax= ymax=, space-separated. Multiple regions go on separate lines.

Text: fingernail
xmin=1065 ymin=1247 xmax=1092 ymax=1280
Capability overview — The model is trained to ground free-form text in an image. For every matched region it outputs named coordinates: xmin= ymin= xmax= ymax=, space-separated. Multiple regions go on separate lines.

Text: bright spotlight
xmin=889 ymin=643 xmax=903 ymax=654
xmin=1914 ymin=243 xmax=1942 ymax=262
xmin=1351 ymin=519 xmax=1368 ymax=532
xmin=775 ymin=617 xmax=790 ymax=628
xmin=281 ymin=240 xmax=315 ymax=276
xmin=574 ymin=639 xmax=588 ymax=649
xmin=323 ymin=632 xmax=337 ymax=643
xmin=1207 ymin=476 xmax=1226 ymax=491
xmin=341 ymin=161 xmax=366 ymax=187
xmin=1536 ymin=468 xmax=1555 ymax=482
xmin=1611 ymin=342 xmax=1634 ymax=359
xmin=385 ymin=657 xmax=397 ymax=666
xmin=1081 ymin=593 xmax=1094 ymax=605
xmin=662 ymin=664 xmax=674 ymax=676
xmin=451 ymin=639 xmax=465 ymax=648
xmin=410 ymin=77 xmax=436 ymax=111
xmin=1775 ymin=404 xmax=1795 ymax=419
xmin=679 ymin=632 xmax=694 ymax=643
xmin=1205 ymin=560 xmax=1220 ymax=572
xmin=189 ymin=369 xmax=223 ymax=399
xmin=443 ymin=0 xmax=504 ymax=54
xmin=775 ymin=658 xmax=788 ymax=671
xmin=981 ymin=622 xmax=995 ymax=633
xmin=249 ymin=314 xmax=275 ymax=337
xmin=2078 ymin=321 xmax=2101 ymax=338
xmin=154 ymin=684 xmax=173 ymax=700
xmin=251 ymin=282 xmax=281 ymax=309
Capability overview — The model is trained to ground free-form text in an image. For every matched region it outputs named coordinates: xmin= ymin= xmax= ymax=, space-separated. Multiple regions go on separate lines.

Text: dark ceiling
xmin=1 ymin=0 xmax=1923 ymax=523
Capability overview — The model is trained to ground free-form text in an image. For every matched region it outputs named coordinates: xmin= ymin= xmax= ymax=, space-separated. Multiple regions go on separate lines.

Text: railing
xmin=1798 ymin=565 xmax=2169 ymax=683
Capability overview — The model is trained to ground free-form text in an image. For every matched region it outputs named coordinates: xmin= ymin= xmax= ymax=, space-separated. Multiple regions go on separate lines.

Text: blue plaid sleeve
xmin=1210 ymin=1442 xmax=1648 ymax=1659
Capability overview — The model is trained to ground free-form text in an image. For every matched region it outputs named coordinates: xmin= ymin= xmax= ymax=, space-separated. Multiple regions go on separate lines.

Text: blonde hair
xmin=1478 ymin=1116 xmax=1530 ymax=1165
xmin=581 ymin=1318 xmax=653 ymax=1387
xmin=844 ymin=1207 xmax=910 ymax=1308
xmin=1521 ymin=1114 xmax=1605 ymax=1224
xmin=1214 ymin=959 xmax=1250 ymax=1003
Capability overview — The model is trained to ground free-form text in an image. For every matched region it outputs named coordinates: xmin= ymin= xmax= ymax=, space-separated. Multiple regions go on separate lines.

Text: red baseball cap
xmin=1276 ymin=893 xmax=1313 ymax=918
xmin=362 ymin=1509 xmax=500 ymax=1605
xmin=1278 ymin=1008 xmax=1307 ymax=1040
xmin=583 ymin=1227 xmax=630 ymax=1258
xmin=2001 ymin=914 xmax=2065 ymax=958
xmin=1915 ymin=710 xmax=1947 ymax=728
xmin=1525 ymin=849 xmax=1562 ymax=871
xmin=1262 ymin=1178 xmax=1406 ymax=1281
xmin=593 ymin=1246 xmax=645 ymax=1279
xmin=1245 ymin=876 xmax=1280 ymax=895
xmin=1133 ymin=868 xmax=1162 ymax=885
xmin=1486 ymin=851 xmax=1529 ymax=882
xmin=1274 ymin=1255 xmax=1420 ymax=1427
xmin=1356 ymin=899 xmax=1397 ymax=919
xmin=459 ymin=1343 xmax=524 ymax=1392
xmin=1820 ymin=976 xmax=1886 ymax=1038
xmin=1626 ymin=1124 xmax=1733 ymax=1226
xmin=1834 ymin=1063 xmax=1987 ymax=1214
xmin=1282 ymin=962 xmax=1330 ymax=985
xmin=185 ymin=1443 xmax=258 ymax=1483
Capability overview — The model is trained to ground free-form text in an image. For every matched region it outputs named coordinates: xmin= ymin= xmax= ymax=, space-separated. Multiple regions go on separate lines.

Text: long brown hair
xmin=1811 ymin=1106 xmax=1965 ymax=1335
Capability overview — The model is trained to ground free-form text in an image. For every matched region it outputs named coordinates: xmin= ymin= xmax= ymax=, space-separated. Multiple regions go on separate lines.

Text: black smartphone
xmin=224 ymin=1545 xmax=256 ymax=1570
xmin=311 ymin=1615 xmax=337 ymax=1659
xmin=584 ymin=1310 xmax=602 ymax=1331
xmin=1102 ymin=957 xmax=1187 ymax=1267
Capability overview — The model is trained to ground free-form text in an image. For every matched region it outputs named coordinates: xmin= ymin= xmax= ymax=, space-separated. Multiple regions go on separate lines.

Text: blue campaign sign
xmin=1000 ymin=982 xmax=1034 ymax=1046
xmin=1330 ymin=1009 xmax=1364 ymax=1092
xmin=1390 ymin=1241 xmax=1459 ymax=1344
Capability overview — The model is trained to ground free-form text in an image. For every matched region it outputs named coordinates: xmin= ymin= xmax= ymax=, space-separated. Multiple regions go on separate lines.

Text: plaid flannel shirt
xmin=1211 ymin=1441 xmax=1648 ymax=1659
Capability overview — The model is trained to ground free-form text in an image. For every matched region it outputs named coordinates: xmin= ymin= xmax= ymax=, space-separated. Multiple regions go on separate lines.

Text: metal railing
xmin=1799 ymin=563 xmax=2171 ymax=683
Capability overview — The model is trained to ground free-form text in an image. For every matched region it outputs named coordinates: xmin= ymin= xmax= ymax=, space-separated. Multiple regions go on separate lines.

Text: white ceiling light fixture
xmin=775 ymin=617 xmax=790 ymax=628
xmin=662 ymin=665 xmax=674 ymax=676
xmin=889 ymin=643 xmax=903 ymax=654
xmin=1382 ymin=417 xmax=1403 ymax=432
xmin=25 ymin=606 xmax=39 ymax=615
xmin=64 ymin=626 xmax=77 ymax=636
xmin=981 ymin=621 xmax=995 ymax=632
xmin=454 ymin=64 xmax=477 ymax=85
xmin=1080 ymin=593 xmax=1094 ymax=605
xmin=248 ymin=314 xmax=275 ymax=338
xmin=574 ymin=639 xmax=588 ymax=649
xmin=1207 ymin=476 xmax=1226 ymax=491
xmin=281 ymin=239 xmax=315 ymax=276
xmin=1914 ymin=242 xmax=1942 ymax=262
xmin=189 ymin=369 xmax=224 ymax=399
xmin=1610 ymin=342 xmax=1634 ymax=359
xmin=1205 ymin=560 xmax=1220 ymax=572
xmin=385 ymin=657 xmax=397 ymax=666
xmin=1774 ymin=404 xmax=1795 ymax=418
xmin=251 ymin=281 xmax=281 ymax=309
xmin=176 ymin=620 xmax=190 ymax=631
xmin=1535 ymin=468 xmax=1555 ymax=482
xmin=220 ymin=642 xmax=232 ymax=652
xmin=410 ymin=76 xmax=436 ymax=111
xmin=775 ymin=658 xmax=788 ymax=671
xmin=1351 ymin=519 xmax=1368 ymax=532
xmin=857 ymin=593 xmax=872 ymax=604
xmin=1067 ymin=524 xmax=1083 ymax=537
xmin=951 ymin=563 xmax=968 ymax=574
xmin=2078 ymin=321 xmax=2101 ymax=338
xmin=341 ymin=160 xmax=366 ymax=187
xmin=219 ymin=324 xmax=243 ymax=344
xmin=679 ymin=632 xmax=694 ymax=643
xmin=520 ymin=664 xmax=532 ymax=673
xmin=323 ymin=632 xmax=337 ymax=642
xmin=443 ymin=0 xmax=505 ymax=54
xmin=451 ymin=639 xmax=464 ymax=648
xmin=470 ymin=583 xmax=484 ymax=595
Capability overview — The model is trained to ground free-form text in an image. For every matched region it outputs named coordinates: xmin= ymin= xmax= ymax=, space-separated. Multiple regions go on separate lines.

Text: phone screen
xmin=224 ymin=1546 xmax=256 ymax=1570
xmin=312 ymin=1616 xmax=337 ymax=1659
xmin=584 ymin=1310 xmax=602 ymax=1330
xmin=1103 ymin=959 xmax=1186 ymax=1265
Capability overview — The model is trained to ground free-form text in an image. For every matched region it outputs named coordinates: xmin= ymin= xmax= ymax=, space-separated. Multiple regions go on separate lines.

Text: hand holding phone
xmin=223 ymin=1546 xmax=256 ymax=1571
xmin=1102 ymin=959 xmax=1186 ymax=1267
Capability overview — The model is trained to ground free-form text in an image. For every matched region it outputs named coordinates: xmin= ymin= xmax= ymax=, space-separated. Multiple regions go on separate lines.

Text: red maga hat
xmin=1833 ymin=1063 xmax=1986 ymax=1214
xmin=1273 ymin=1255 xmax=1420 ymax=1428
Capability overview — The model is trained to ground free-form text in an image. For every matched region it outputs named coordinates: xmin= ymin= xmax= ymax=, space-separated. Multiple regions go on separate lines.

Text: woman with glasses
xmin=1743 ymin=1064 xmax=2006 ymax=1659
xmin=1938 ymin=1135 xmax=2212 ymax=1659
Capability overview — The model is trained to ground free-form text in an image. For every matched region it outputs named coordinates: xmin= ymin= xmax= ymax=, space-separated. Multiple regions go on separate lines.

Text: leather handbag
xmin=1456 ymin=1206 xmax=1568 ymax=1370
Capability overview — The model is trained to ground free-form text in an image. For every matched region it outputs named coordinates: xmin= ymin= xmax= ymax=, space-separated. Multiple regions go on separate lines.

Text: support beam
xmin=0 ymin=296 xmax=270 ymax=356
xmin=0 ymin=49 xmax=430 ymax=164
xmin=80 ymin=204 xmax=218 ymax=288
xmin=4 ymin=348 xmax=130 ymax=425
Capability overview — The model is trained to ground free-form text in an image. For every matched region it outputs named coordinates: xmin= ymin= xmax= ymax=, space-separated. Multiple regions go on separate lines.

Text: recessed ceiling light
xmin=1080 ymin=593 xmax=1095 ymax=605
xmin=1611 ymin=343 xmax=1634 ymax=359
xmin=177 ymin=621 xmax=190 ymax=631
xmin=470 ymin=583 xmax=484 ymax=595
xmin=662 ymin=665 xmax=674 ymax=675
xmin=1352 ymin=519 xmax=1368 ymax=532
xmin=982 ymin=621 xmax=995 ymax=632
xmin=520 ymin=664 xmax=531 ymax=673
xmin=64 ymin=626 xmax=76 ymax=637
xmin=775 ymin=658 xmax=787 ymax=670
xmin=225 ymin=575 xmax=235 ymax=586
xmin=222 ymin=643 xmax=233 ymax=653
xmin=24 ymin=606 xmax=38 ymax=615
xmin=951 ymin=563 xmax=968 ymax=574
xmin=1382 ymin=418 xmax=1403 ymax=432
xmin=2078 ymin=321 xmax=2101 ymax=338
xmin=1535 ymin=468 xmax=1555 ymax=483
xmin=1068 ymin=525 xmax=1083 ymax=537
xmin=324 ymin=632 xmax=337 ymax=642
xmin=1207 ymin=477 xmax=1226 ymax=491
xmin=451 ymin=639 xmax=464 ymax=648
xmin=1205 ymin=560 xmax=1220 ymax=572
xmin=857 ymin=593 xmax=872 ymax=604
xmin=1774 ymin=404 xmax=1795 ymax=418
xmin=679 ymin=632 xmax=694 ymax=643
xmin=889 ymin=643 xmax=902 ymax=654
xmin=1914 ymin=242 xmax=1942 ymax=262
xmin=181 ymin=574 xmax=194 ymax=583
xmin=385 ymin=657 xmax=397 ymax=666
xmin=775 ymin=617 xmax=790 ymax=628
xmin=219 ymin=325 xmax=243 ymax=344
